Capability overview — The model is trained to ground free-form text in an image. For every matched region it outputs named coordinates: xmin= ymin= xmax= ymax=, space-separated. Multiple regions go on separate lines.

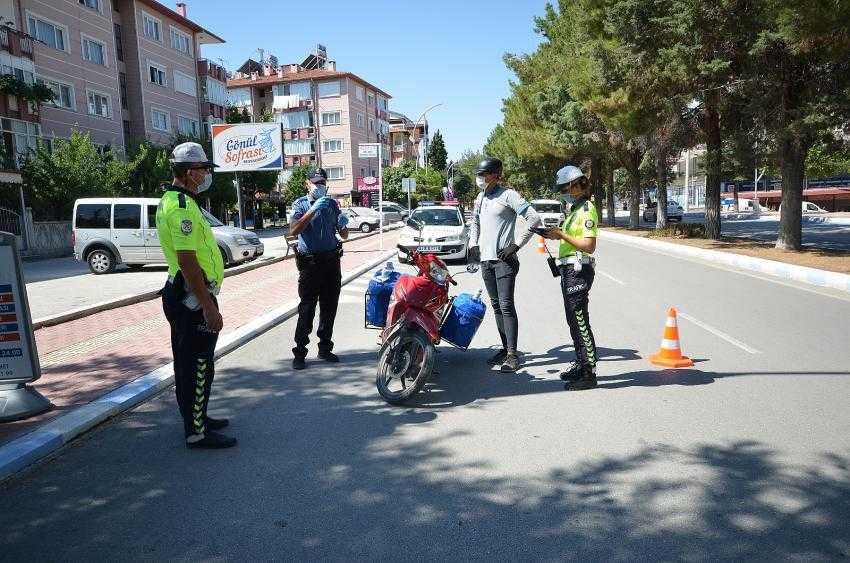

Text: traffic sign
xmin=402 ymin=178 xmax=416 ymax=193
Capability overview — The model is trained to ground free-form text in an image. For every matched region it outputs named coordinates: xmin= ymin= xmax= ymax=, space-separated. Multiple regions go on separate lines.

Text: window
xmin=321 ymin=112 xmax=340 ymax=126
xmin=322 ymin=139 xmax=342 ymax=153
xmin=142 ymin=12 xmax=162 ymax=42
xmin=355 ymin=85 xmax=364 ymax=101
xmin=170 ymin=27 xmax=191 ymax=55
xmin=204 ymin=78 xmax=227 ymax=106
xmin=177 ymin=116 xmax=198 ymax=137
xmin=174 ymin=71 xmax=196 ymax=96
xmin=27 ymin=14 xmax=67 ymax=51
xmin=377 ymin=96 xmax=388 ymax=111
xmin=38 ymin=78 xmax=74 ymax=110
xmin=356 ymin=113 xmax=365 ymax=128
xmin=367 ymin=92 xmax=375 ymax=106
xmin=113 ymin=204 xmax=141 ymax=229
xmin=284 ymin=139 xmax=315 ymax=155
xmin=81 ymin=0 xmax=100 ymax=10
xmin=318 ymin=80 xmax=340 ymax=97
xmin=119 ymin=72 xmax=128 ymax=109
xmin=149 ymin=63 xmax=167 ymax=86
xmin=114 ymin=23 xmax=124 ymax=61
xmin=151 ymin=108 xmax=170 ymax=131
xmin=75 ymin=204 xmax=110 ymax=228
xmin=368 ymin=118 xmax=375 ymax=132
xmin=87 ymin=91 xmax=111 ymax=118
xmin=289 ymin=81 xmax=311 ymax=99
xmin=275 ymin=110 xmax=312 ymax=130
xmin=227 ymin=87 xmax=252 ymax=107
xmin=82 ymin=36 xmax=106 ymax=66
xmin=146 ymin=205 xmax=158 ymax=228
xmin=326 ymin=166 xmax=344 ymax=180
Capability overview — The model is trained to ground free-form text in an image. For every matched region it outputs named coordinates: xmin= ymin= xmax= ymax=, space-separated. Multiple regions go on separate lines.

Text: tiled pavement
xmin=3 ymin=230 xmax=401 ymax=447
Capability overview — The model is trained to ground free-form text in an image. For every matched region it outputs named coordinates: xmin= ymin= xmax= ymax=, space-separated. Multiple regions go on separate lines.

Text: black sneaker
xmin=559 ymin=362 xmax=583 ymax=382
xmin=186 ymin=431 xmax=237 ymax=449
xmin=500 ymin=353 xmax=519 ymax=373
xmin=318 ymin=350 xmax=340 ymax=363
xmin=565 ymin=367 xmax=597 ymax=391
xmin=292 ymin=357 xmax=306 ymax=370
xmin=487 ymin=349 xmax=508 ymax=366
xmin=206 ymin=416 xmax=229 ymax=430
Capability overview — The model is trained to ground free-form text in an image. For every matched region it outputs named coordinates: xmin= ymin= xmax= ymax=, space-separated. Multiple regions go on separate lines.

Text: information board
xmin=0 ymin=237 xmax=39 ymax=384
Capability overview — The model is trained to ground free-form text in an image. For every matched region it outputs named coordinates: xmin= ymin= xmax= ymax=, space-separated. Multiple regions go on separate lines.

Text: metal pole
xmin=18 ymin=183 xmax=28 ymax=251
xmin=235 ymin=173 xmax=244 ymax=228
xmin=378 ymin=144 xmax=384 ymax=252
xmin=683 ymin=148 xmax=690 ymax=213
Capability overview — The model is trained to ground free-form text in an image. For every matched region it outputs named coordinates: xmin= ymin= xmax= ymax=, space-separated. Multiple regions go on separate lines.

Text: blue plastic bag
xmin=366 ymin=263 xmax=401 ymax=327
xmin=440 ymin=291 xmax=486 ymax=349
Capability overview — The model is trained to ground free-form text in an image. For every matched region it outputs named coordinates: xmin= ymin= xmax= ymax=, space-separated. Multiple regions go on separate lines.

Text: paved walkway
xmin=2 ymin=231 xmax=400 ymax=447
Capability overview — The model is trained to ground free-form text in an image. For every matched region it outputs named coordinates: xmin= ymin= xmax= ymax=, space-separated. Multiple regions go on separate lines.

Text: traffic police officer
xmin=158 ymin=142 xmax=236 ymax=448
xmin=289 ymin=168 xmax=349 ymax=370
xmin=542 ymin=165 xmax=600 ymax=390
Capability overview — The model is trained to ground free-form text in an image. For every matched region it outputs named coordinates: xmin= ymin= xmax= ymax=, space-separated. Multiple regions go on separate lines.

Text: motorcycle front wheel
xmin=376 ymin=329 xmax=435 ymax=405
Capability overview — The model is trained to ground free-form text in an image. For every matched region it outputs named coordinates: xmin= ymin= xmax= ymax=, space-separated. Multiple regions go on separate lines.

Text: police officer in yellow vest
xmin=542 ymin=165 xmax=600 ymax=390
xmin=157 ymin=142 xmax=236 ymax=448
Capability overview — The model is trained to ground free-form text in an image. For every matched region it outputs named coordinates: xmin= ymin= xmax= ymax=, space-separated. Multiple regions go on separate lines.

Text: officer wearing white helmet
xmin=541 ymin=164 xmax=599 ymax=390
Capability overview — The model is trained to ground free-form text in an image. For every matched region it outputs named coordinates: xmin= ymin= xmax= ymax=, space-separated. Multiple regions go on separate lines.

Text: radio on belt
xmin=574 ymin=251 xmax=583 ymax=272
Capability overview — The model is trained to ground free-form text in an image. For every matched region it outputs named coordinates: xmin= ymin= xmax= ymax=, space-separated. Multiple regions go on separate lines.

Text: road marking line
xmin=677 ymin=311 xmax=761 ymax=354
xmin=596 ymin=270 xmax=626 ymax=285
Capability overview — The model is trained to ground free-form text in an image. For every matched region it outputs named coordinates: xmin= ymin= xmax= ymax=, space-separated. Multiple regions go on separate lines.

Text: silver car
xmin=72 ymin=197 xmax=264 ymax=274
xmin=342 ymin=207 xmax=381 ymax=233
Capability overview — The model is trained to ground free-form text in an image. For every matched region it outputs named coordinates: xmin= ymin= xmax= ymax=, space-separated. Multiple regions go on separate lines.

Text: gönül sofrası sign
xmin=211 ymin=123 xmax=283 ymax=172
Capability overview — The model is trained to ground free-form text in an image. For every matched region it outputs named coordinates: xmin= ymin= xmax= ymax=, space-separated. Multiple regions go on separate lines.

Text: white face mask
xmin=309 ymin=183 xmax=327 ymax=199
xmin=475 ymin=176 xmax=488 ymax=190
xmin=197 ymin=173 xmax=213 ymax=193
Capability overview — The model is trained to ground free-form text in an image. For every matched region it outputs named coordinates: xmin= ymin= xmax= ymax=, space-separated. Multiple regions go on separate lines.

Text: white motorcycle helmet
xmin=555 ymin=165 xmax=585 ymax=189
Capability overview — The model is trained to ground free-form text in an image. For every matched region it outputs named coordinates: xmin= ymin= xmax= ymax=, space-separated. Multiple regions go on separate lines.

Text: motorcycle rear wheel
xmin=376 ymin=329 xmax=434 ymax=405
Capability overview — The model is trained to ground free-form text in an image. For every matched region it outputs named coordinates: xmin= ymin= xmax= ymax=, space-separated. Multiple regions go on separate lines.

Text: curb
xmin=599 ymin=230 xmax=850 ymax=294
xmin=31 ymin=223 xmax=402 ymax=330
xmin=1 ymin=248 xmax=397 ymax=483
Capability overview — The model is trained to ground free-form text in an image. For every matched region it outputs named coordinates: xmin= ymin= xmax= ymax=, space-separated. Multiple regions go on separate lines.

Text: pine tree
xmin=427 ymin=130 xmax=448 ymax=171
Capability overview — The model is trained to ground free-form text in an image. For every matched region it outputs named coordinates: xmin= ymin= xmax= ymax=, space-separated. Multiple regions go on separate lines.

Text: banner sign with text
xmin=212 ymin=123 xmax=283 ymax=172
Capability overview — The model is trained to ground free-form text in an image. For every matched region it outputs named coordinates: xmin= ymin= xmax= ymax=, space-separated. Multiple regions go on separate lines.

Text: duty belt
xmin=167 ymin=275 xmax=220 ymax=295
xmin=558 ymin=255 xmax=595 ymax=267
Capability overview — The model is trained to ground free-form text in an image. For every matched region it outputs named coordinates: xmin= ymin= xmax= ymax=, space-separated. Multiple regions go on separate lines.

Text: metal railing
xmin=0 ymin=207 xmax=21 ymax=236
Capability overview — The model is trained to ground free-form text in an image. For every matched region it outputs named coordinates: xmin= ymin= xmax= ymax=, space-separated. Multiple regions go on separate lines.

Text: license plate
xmin=419 ymin=245 xmax=441 ymax=252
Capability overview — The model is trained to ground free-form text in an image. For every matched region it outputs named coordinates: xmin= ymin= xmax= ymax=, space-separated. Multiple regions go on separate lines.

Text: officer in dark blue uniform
xmin=289 ymin=168 xmax=349 ymax=370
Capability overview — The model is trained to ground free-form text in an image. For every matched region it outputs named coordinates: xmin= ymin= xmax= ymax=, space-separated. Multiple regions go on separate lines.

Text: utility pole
xmin=683 ymin=148 xmax=690 ymax=213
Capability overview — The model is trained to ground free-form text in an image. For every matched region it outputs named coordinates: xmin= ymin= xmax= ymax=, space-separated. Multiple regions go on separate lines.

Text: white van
xmin=530 ymin=199 xmax=565 ymax=228
xmin=72 ymin=198 xmax=264 ymax=274
xmin=778 ymin=201 xmax=828 ymax=214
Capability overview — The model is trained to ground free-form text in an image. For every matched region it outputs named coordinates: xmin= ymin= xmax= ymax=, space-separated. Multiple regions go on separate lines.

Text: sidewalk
xmin=2 ymin=230 xmax=401 ymax=449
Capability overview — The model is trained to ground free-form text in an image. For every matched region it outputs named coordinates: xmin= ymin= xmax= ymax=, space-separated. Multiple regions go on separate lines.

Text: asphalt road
xmin=3 ymin=238 xmax=850 ymax=561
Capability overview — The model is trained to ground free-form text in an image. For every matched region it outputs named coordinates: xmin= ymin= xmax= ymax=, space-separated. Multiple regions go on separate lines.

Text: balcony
xmin=283 ymin=127 xmax=315 ymax=140
xmin=285 ymin=155 xmax=316 ymax=167
xmin=0 ymin=27 xmax=34 ymax=60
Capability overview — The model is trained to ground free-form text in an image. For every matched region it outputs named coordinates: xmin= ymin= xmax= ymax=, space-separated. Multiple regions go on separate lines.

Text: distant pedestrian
xmin=468 ymin=157 xmax=542 ymax=372
xmin=157 ymin=142 xmax=236 ymax=448
xmin=542 ymin=165 xmax=600 ymax=390
xmin=289 ymin=168 xmax=350 ymax=370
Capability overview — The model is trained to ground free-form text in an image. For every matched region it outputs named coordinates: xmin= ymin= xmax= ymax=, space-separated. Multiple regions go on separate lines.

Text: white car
xmin=643 ymin=200 xmax=684 ymax=222
xmin=531 ymin=199 xmax=565 ymax=228
xmin=780 ymin=201 xmax=828 ymax=214
xmin=343 ymin=207 xmax=381 ymax=233
xmin=381 ymin=201 xmax=410 ymax=219
xmin=397 ymin=205 xmax=468 ymax=263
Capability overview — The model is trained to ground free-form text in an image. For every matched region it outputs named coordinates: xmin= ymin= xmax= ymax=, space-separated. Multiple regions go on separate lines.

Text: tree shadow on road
xmin=2 ymin=348 xmax=850 ymax=560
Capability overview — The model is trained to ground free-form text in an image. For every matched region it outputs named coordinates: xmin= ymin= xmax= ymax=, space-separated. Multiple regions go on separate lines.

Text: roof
xmin=227 ymin=69 xmax=391 ymax=98
xmin=135 ymin=0 xmax=224 ymax=44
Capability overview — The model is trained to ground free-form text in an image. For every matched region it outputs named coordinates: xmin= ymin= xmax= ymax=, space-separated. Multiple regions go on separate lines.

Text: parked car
xmin=381 ymin=201 xmax=410 ymax=219
xmin=72 ymin=198 xmax=264 ymax=274
xmin=643 ymin=200 xmax=684 ymax=223
xmin=779 ymin=201 xmax=828 ymax=214
xmin=342 ymin=207 xmax=381 ymax=233
xmin=375 ymin=205 xmax=403 ymax=224
xmin=531 ymin=199 xmax=565 ymax=228
xmin=397 ymin=205 xmax=468 ymax=263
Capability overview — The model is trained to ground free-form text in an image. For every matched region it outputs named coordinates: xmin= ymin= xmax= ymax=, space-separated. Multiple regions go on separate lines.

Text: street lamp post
xmin=410 ymin=103 xmax=443 ymax=169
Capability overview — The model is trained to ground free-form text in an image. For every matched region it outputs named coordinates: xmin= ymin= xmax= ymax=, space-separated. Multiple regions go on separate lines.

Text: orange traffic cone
xmin=537 ymin=236 xmax=547 ymax=254
xmin=649 ymin=307 xmax=694 ymax=368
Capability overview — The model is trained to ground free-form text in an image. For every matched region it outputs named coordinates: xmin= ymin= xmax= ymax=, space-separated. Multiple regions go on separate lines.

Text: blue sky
xmin=189 ymin=0 xmax=548 ymax=160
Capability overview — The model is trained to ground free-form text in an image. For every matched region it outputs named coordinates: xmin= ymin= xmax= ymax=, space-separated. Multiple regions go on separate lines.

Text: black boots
xmin=564 ymin=366 xmax=597 ymax=390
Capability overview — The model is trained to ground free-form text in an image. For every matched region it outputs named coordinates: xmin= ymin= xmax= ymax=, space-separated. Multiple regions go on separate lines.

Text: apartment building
xmin=21 ymin=0 xmax=125 ymax=153
xmin=112 ymin=0 xmax=222 ymax=147
xmin=0 ymin=0 xmax=39 ymax=182
xmin=388 ymin=110 xmax=425 ymax=167
xmin=227 ymin=50 xmax=391 ymax=203
xmin=197 ymin=56 xmax=226 ymax=139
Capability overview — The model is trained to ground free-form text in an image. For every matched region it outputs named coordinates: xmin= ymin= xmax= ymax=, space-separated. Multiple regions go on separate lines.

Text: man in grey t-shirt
xmin=468 ymin=157 xmax=541 ymax=372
